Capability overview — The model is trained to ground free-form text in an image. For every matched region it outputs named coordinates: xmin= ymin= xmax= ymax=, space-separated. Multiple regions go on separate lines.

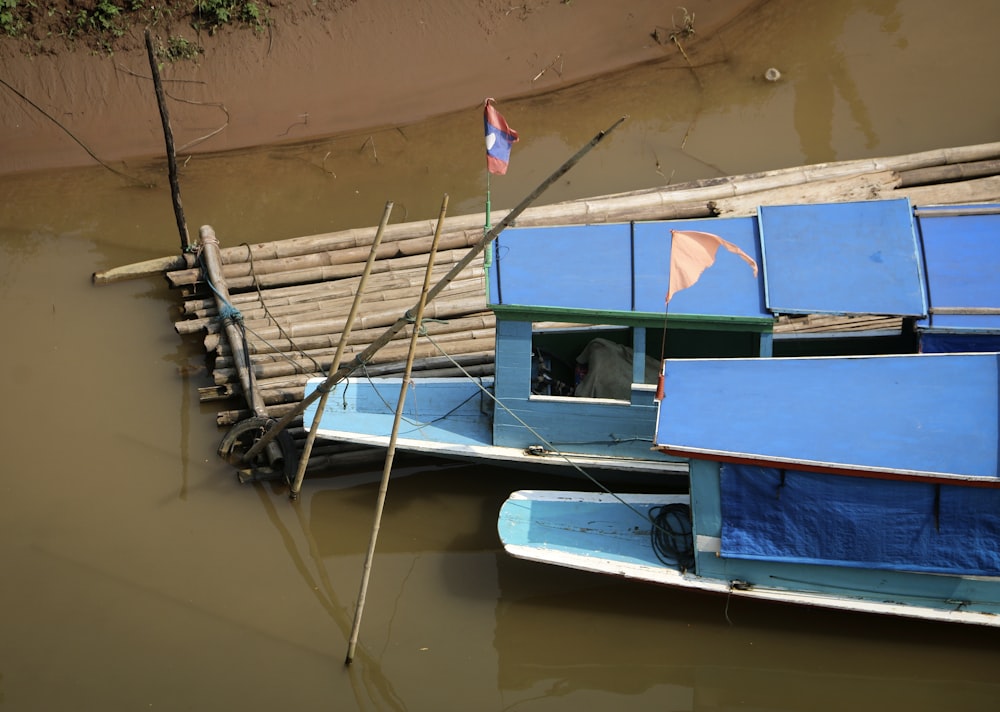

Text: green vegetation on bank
xmin=0 ymin=0 xmax=268 ymax=56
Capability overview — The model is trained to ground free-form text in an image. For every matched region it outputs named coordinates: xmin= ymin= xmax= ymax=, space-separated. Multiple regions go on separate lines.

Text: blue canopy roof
xmin=654 ymin=352 xmax=1000 ymax=482
xmin=488 ymin=200 xmax=999 ymax=332
xmin=488 ymin=218 xmax=766 ymax=320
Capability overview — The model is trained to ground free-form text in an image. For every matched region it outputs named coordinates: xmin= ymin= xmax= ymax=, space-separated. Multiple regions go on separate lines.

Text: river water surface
xmin=2 ymin=1 xmax=1000 ymax=710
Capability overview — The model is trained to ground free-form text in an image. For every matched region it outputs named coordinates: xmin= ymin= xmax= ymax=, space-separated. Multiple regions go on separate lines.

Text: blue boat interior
xmin=310 ymin=377 xmax=495 ymax=446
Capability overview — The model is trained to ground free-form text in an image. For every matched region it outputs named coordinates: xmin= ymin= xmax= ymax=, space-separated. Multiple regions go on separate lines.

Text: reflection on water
xmin=2 ymin=0 xmax=1000 ymax=709
xmin=787 ymin=1 xmax=888 ymax=162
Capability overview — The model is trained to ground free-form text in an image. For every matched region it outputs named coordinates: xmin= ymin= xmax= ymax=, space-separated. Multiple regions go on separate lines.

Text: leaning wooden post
xmin=199 ymin=226 xmax=268 ymax=418
xmin=144 ymin=28 xmax=190 ymax=253
xmin=235 ymin=115 xmax=627 ymax=466
xmin=346 ymin=194 xmax=449 ymax=666
xmin=288 ymin=201 xmax=394 ymax=500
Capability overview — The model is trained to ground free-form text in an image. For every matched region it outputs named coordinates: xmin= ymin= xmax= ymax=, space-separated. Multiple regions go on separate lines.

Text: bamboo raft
xmin=95 ymin=141 xmax=1000 ymax=476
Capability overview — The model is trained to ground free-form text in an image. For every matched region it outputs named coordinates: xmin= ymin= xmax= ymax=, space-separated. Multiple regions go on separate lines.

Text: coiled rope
xmin=648 ymin=503 xmax=695 ymax=571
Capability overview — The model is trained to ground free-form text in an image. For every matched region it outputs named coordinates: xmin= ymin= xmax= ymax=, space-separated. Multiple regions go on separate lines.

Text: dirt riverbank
xmin=0 ymin=0 xmax=760 ymax=175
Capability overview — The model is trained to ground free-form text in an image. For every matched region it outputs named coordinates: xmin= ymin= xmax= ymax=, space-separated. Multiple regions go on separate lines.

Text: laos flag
xmin=484 ymin=98 xmax=519 ymax=175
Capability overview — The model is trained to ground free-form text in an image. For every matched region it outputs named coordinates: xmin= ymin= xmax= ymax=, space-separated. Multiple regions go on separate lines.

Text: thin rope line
xmin=419 ymin=331 xmax=668 ymax=525
xmin=355 ymin=357 xmax=488 ymax=432
xmin=241 ymin=243 xmax=325 ymax=375
xmin=0 ymin=76 xmax=150 ymax=187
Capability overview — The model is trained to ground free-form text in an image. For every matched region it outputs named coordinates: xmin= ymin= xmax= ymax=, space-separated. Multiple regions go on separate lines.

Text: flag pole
xmin=485 ymin=171 xmax=493 ymax=267
xmin=656 ymin=232 xmax=672 ymax=401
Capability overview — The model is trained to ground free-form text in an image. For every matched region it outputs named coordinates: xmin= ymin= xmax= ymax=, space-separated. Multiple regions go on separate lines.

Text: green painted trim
xmin=490 ymin=304 xmax=774 ymax=332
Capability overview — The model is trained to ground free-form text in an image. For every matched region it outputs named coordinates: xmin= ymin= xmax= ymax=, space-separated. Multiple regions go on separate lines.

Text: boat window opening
xmin=652 ymin=327 xmax=763 ymax=360
xmin=771 ymin=324 xmax=918 ymax=357
xmin=530 ymin=323 xmax=627 ymax=398
xmin=528 ymin=323 xmax=768 ymax=401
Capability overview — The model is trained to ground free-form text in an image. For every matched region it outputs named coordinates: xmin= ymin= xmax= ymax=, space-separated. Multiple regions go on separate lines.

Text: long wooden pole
xmin=238 ymin=115 xmax=627 ymax=465
xmin=345 ymin=194 xmax=448 ymax=665
xmin=200 ymin=225 xmax=267 ymax=418
xmin=288 ymin=201 xmax=393 ymax=499
xmin=144 ymin=29 xmax=190 ymax=253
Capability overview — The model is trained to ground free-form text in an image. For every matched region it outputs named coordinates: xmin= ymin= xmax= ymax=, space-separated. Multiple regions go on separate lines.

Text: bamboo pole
xmin=207 ymin=355 xmax=495 ymax=408
xmin=180 ymin=263 xmax=481 ymax=317
xmin=709 ymin=171 xmax=901 ymax=217
xmin=94 ymin=140 xmax=1000 ymax=284
xmin=898 ymin=158 xmax=1000 ymax=187
xmin=180 ymin=274 xmax=486 ymax=336
xmin=211 ymin=314 xmax=496 ymax=369
xmin=197 ymin=140 xmax=1000 ymax=261
xmin=212 ymin=330 xmax=495 ymax=384
xmin=288 ymin=201 xmax=393 ymax=499
xmin=894 ymin=175 xmax=1000 ymax=206
xmin=200 ymin=226 xmax=266 ymax=418
xmin=166 ymin=228 xmax=483 ymax=285
xmin=202 ymin=225 xmax=292 ymax=471
xmin=200 ymin=291 xmax=486 ymax=352
xmin=238 ymin=115 xmax=627 ymax=465
xmin=212 ymin=315 xmax=496 ymax=368
xmin=204 ymin=293 xmax=489 ymax=354
xmin=174 ymin=245 xmax=477 ymax=292
xmin=144 ymin=29 xmax=190 ymax=253
xmin=345 ymin=194 xmax=448 ymax=666
xmin=93 ymin=253 xmax=190 ymax=285
xmin=208 ymin=293 xmax=486 ymax=351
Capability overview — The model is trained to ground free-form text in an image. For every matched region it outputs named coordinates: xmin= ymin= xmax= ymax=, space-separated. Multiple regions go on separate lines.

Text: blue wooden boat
xmin=497 ymin=201 xmax=1000 ymax=626
xmin=305 ymin=198 xmax=1000 ymax=482
xmin=499 ymin=351 xmax=1000 ymax=626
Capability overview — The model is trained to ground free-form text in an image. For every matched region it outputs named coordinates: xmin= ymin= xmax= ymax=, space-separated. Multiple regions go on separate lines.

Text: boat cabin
xmin=306 ymin=198 xmax=999 ymax=475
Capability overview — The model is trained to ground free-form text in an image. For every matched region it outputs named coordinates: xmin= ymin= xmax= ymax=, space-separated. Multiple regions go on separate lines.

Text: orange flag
xmin=666 ymin=229 xmax=758 ymax=304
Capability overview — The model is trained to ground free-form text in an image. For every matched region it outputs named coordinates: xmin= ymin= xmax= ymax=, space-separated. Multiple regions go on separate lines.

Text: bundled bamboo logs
xmin=95 ymin=141 xmax=1000 ymax=473
xmin=178 ymin=242 xmax=495 ymax=425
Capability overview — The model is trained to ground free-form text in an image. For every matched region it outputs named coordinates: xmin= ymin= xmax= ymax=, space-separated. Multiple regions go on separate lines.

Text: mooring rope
xmin=240 ymin=243 xmax=326 ymax=376
xmin=199 ymin=249 xmax=258 ymax=401
xmin=648 ymin=502 xmax=695 ymax=571
xmin=218 ymin=302 xmax=243 ymax=324
xmin=356 ymin=360 xmax=488 ymax=432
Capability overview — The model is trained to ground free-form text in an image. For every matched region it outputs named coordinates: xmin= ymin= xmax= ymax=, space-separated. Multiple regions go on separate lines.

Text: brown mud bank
xmin=0 ymin=0 xmax=760 ymax=176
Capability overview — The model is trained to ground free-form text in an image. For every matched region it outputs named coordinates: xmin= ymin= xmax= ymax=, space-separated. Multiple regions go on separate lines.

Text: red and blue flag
xmin=484 ymin=98 xmax=519 ymax=175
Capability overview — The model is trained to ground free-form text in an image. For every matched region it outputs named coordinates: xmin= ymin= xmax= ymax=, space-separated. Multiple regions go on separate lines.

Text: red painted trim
xmin=654 ymin=448 xmax=1000 ymax=488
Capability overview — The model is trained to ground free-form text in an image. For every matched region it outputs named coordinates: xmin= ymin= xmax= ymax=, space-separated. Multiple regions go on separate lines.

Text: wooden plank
xmin=710 ymin=170 xmax=901 ymax=217
xmin=896 ymin=175 xmax=1000 ymax=206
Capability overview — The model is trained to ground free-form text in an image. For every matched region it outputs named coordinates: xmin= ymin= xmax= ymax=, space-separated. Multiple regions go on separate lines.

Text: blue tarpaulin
xmin=720 ymin=464 xmax=1000 ymax=576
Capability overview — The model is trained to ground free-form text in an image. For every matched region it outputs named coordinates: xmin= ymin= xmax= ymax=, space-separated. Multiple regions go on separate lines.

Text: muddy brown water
xmin=3 ymin=1 xmax=1000 ymax=710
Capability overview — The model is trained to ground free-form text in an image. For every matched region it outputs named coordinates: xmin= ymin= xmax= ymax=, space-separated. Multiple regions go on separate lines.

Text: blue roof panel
xmin=633 ymin=217 xmax=766 ymax=318
xmin=489 ymin=223 xmax=633 ymax=311
xmin=917 ymin=207 xmax=1000 ymax=332
xmin=759 ymin=198 xmax=926 ymax=316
